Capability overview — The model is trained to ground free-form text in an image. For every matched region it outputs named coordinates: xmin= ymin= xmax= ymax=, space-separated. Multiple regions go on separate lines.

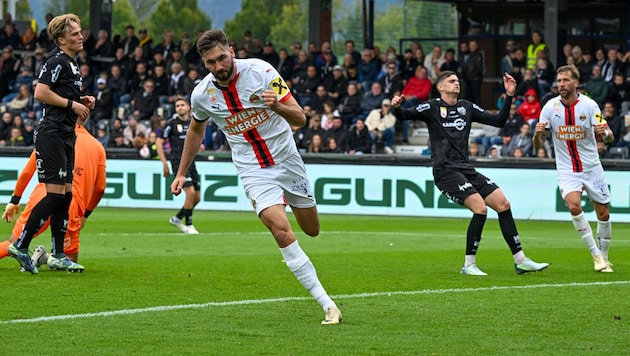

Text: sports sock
xmin=15 ymin=193 xmax=65 ymax=250
xmin=464 ymin=214 xmax=485 ymax=267
xmin=50 ymin=192 xmax=72 ymax=256
xmin=176 ymin=208 xmax=185 ymax=220
xmin=183 ymin=208 xmax=193 ymax=225
xmin=597 ymin=220 xmax=611 ymax=261
xmin=498 ymin=209 xmax=523 ymax=255
xmin=280 ymin=240 xmax=336 ymax=311
xmin=572 ymin=212 xmax=600 ymax=257
xmin=0 ymin=240 xmax=11 ymax=258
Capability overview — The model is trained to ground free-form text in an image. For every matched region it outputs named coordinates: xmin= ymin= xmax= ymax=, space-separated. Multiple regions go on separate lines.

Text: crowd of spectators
xmin=1 ymin=17 xmax=630 ymax=159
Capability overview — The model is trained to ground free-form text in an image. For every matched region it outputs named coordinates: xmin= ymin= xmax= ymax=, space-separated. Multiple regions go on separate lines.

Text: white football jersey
xmin=539 ymin=93 xmax=606 ymax=173
xmin=191 ymin=58 xmax=298 ymax=171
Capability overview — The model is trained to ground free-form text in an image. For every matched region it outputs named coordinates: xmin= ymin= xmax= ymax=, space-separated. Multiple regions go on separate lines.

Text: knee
xmin=303 ymin=223 xmax=320 ymax=237
xmin=568 ymin=205 xmax=583 ymax=217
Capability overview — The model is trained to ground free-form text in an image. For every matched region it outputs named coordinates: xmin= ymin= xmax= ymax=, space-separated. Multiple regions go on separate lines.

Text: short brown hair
xmin=47 ymin=13 xmax=81 ymax=45
xmin=556 ymin=64 xmax=580 ymax=81
xmin=196 ymin=29 xmax=229 ymax=56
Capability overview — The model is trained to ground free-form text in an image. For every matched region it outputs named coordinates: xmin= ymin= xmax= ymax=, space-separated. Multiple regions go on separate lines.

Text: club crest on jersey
xmin=206 ymin=88 xmax=218 ymax=103
xmin=69 ymin=62 xmax=79 ymax=75
xmin=457 ymin=107 xmax=466 ymax=116
xmin=249 ymin=93 xmax=261 ymax=104
xmin=176 ymin=124 xmax=183 ymax=133
xmin=579 ymin=113 xmax=587 ymax=121
xmin=440 ymin=107 xmax=447 ymax=118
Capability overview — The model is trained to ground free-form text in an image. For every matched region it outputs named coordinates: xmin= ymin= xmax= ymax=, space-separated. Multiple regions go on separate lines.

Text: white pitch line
xmin=2 ymin=280 xmax=629 ymax=325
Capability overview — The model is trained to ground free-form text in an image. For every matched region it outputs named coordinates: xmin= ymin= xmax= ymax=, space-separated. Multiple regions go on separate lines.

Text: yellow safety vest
xmin=527 ymin=43 xmax=546 ymax=70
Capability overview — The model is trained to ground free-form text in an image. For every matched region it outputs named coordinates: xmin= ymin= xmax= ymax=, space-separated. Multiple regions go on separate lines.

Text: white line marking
xmin=2 ymin=281 xmax=628 ymax=324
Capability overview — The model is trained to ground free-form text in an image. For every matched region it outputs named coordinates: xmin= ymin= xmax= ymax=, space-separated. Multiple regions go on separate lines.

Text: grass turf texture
xmin=1 ymin=207 xmax=628 ymax=354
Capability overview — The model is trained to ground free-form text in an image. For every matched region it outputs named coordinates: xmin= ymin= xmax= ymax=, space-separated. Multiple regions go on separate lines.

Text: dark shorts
xmin=35 ymin=133 xmax=75 ymax=185
xmin=434 ymin=167 xmax=499 ymax=206
xmin=171 ymin=160 xmax=200 ymax=191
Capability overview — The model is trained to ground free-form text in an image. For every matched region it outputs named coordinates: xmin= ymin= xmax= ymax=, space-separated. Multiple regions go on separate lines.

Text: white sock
xmin=513 ymin=250 xmax=526 ymax=264
xmin=464 ymin=255 xmax=476 ymax=267
xmin=280 ymin=241 xmax=336 ymax=311
xmin=597 ymin=220 xmax=611 ymax=261
xmin=572 ymin=212 xmax=600 ymax=257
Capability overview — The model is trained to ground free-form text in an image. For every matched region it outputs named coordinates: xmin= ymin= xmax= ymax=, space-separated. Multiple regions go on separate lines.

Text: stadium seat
xmin=608 ymin=146 xmax=629 ymax=160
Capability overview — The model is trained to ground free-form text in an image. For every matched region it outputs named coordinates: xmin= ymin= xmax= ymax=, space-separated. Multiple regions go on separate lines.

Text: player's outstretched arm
xmin=171 ymin=118 xmax=207 ymax=196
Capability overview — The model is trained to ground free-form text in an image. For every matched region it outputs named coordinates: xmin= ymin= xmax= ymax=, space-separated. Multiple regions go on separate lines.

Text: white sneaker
xmin=321 ymin=306 xmax=342 ymax=325
xmin=185 ymin=225 xmax=199 ymax=235
xmin=514 ymin=258 xmax=549 ymax=274
xmin=593 ymin=253 xmax=606 ymax=271
xmin=31 ymin=245 xmax=49 ymax=268
xmin=169 ymin=216 xmax=187 ymax=233
xmin=460 ymin=263 xmax=487 ymax=276
xmin=600 ymin=261 xmax=614 ymax=273
xmin=384 ymin=146 xmax=394 ymax=154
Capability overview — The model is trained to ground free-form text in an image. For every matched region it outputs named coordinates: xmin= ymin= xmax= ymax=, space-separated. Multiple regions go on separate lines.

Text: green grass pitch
xmin=1 ymin=207 xmax=628 ymax=354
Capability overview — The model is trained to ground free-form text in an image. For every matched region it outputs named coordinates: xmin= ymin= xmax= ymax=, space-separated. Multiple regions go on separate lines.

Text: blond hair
xmin=47 ymin=13 xmax=81 ymax=45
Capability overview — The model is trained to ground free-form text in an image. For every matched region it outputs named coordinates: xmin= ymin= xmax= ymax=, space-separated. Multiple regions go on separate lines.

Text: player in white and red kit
xmin=170 ymin=29 xmax=341 ymax=324
xmin=535 ymin=64 xmax=614 ymax=272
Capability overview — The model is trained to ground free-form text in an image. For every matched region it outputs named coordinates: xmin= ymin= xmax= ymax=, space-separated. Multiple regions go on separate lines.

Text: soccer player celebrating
xmin=156 ymin=97 xmax=202 ymax=234
xmin=1 ymin=124 xmax=106 ymax=270
xmin=534 ymin=64 xmax=614 ymax=272
xmin=391 ymin=71 xmax=548 ymax=275
xmin=171 ymin=29 xmax=341 ymax=324
xmin=7 ymin=14 xmax=95 ymax=273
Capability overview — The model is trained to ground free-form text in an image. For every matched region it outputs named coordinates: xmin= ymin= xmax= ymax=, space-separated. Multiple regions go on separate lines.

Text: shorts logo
xmin=458 ymin=181 xmax=472 ymax=192
xmin=270 ymin=77 xmax=288 ymax=96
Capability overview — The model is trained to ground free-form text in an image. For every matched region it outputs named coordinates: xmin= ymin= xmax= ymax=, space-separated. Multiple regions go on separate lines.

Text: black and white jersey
xmin=37 ymin=48 xmax=83 ymax=136
xmin=394 ymin=97 xmax=512 ymax=171
xmin=162 ymin=117 xmax=190 ymax=160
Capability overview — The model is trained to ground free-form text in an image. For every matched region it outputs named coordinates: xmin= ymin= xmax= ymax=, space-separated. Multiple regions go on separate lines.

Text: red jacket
xmin=518 ymin=88 xmax=541 ymax=122
xmin=402 ymin=77 xmax=432 ymax=101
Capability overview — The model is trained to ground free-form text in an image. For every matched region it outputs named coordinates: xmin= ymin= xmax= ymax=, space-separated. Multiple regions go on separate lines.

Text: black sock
xmin=183 ymin=209 xmax=193 ymax=225
xmin=176 ymin=208 xmax=185 ymax=219
xmin=50 ymin=192 xmax=72 ymax=256
xmin=466 ymin=214 xmax=486 ymax=255
xmin=15 ymin=193 xmax=65 ymax=250
xmin=498 ymin=209 xmax=523 ymax=254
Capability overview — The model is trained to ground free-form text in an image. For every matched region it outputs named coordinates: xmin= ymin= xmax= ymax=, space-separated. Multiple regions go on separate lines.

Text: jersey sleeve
xmin=263 ymin=63 xmax=292 ymax=103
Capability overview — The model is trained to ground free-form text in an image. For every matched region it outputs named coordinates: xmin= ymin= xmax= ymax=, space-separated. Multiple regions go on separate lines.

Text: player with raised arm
xmin=170 ymin=29 xmax=341 ymax=325
xmin=156 ymin=98 xmax=202 ymax=234
xmin=7 ymin=13 xmax=96 ymax=274
xmin=1 ymin=124 xmax=106 ymax=270
xmin=391 ymin=71 xmax=548 ymax=275
xmin=534 ymin=64 xmax=614 ymax=272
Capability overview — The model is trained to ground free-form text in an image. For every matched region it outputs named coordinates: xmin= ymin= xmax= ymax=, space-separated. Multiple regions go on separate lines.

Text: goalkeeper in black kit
xmin=391 ymin=71 xmax=548 ymax=275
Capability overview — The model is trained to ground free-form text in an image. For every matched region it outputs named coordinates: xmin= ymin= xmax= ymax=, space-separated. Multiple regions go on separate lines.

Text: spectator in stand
xmin=20 ymin=26 xmax=37 ymax=51
xmin=536 ymin=147 xmax=549 ymax=159
xmin=180 ymin=67 xmax=200 ymax=98
xmin=324 ymin=115 xmax=348 ymax=152
xmin=128 ymin=61 xmax=150 ymax=97
xmin=379 ymin=60 xmax=403 ymax=100
xmin=108 ymin=64 xmax=130 ymax=106
xmin=344 ymin=40 xmax=361 ymax=68
xmin=129 ymin=46 xmax=149 ymax=75
xmin=120 ymin=25 xmax=139 ymax=58
xmin=81 ymin=27 xmax=96 ymax=56
xmin=606 ymin=73 xmax=629 ymax=114
xmin=292 ymin=49 xmax=311 ymax=81
xmin=399 ymin=48 xmax=418 ymax=85
xmin=123 ymin=113 xmax=150 ymax=147
xmin=534 ymin=54 xmax=555 ymax=97
xmin=166 ymin=46 xmax=189 ymax=75
xmin=36 ymin=13 xmax=54 ymax=51
xmin=500 ymin=40 xmax=517 ymax=77
xmin=540 ymin=81 xmax=560 ymax=107
xmin=458 ymin=41 xmax=470 ymax=74
xmin=518 ymin=88 xmax=542 ymax=128
xmin=474 ymin=103 xmax=524 ymax=152
xmin=601 ymin=47 xmax=623 ymax=83
xmin=293 ymin=64 xmax=320 ymax=106
xmin=138 ymin=29 xmax=154 ymax=63
xmin=338 ymin=81 xmax=362 ymax=126
xmin=110 ymin=47 xmax=131 ymax=78
xmin=526 ymin=30 xmax=546 ymax=70
xmin=276 ymin=48 xmax=293 ymax=81
xmin=7 ymin=126 xmax=25 ymax=146
xmin=585 ymin=65 xmax=609 ymax=110
xmin=424 ymin=45 xmax=445 ymax=84
xmin=358 ymin=47 xmax=379 ymax=91
xmin=153 ymin=30 xmax=177 ymax=60
xmin=516 ymin=68 xmax=539 ymax=102
xmin=22 ymin=119 xmax=34 ymax=146
xmin=302 ymin=114 xmax=326 ymax=151
xmin=32 ymin=47 xmax=46 ymax=74
xmin=308 ymin=133 xmax=326 ymax=153
xmin=131 ymin=79 xmax=160 ymax=122
xmin=571 ymin=46 xmax=591 ymax=83
xmin=602 ymin=101 xmax=624 ymax=145
xmin=342 ymin=53 xmax=359 ymax=82
xmin=462 ymin=40 xmax=484 ymax=105
xmin=401 ymin=65 xmax=432 ymax=109
xmin=151 ymin=62 xmax=170 ymax=104
xmin=326 ymin=137 xmax=343 ymax=153
xmin=594 ymin=48 xmax=606 ymax=68
xmin=440 ymin=48 xmax=460 ymax=74
xmin=364 ymin=98 xmax=397 ymax=154
xmin=319 ymin=48 xmax=336 ymax=82
xmin=506 ymin=122 xmax=533 ymax=157
xmin=324 ymin=65 xmax=348 ymax=106
xmin=347 ymin=117 xmax=372 ymax=155
xmin=107 ymin=131 xmax=128 ymax=148
xmin=310 ymin=85 xmax=329 ymax=114
xmin=79 ymin=63 xmax=95 ymax=95
xmin=89 ymin=77 xmax=114 ymax=130
xmin=360 ymin=81 xmax=385 ymax=119
xmin=1 ymin=23 xmax=21 ymax=50
xmin=558 ymin=43 xmax=573 ymax=67
xmin=93 ymin=29 xmax=115 ymax=58
xmin=290 ymin=41 xmax=303 ymax=65
xmin=320 ymin=100 xmax=337 ymax=130
xmin=468 ymin=142 xmax=481 ymax=158
xmin=0 ymin=46 xmax=17 ymax=100
xmin=5 ymin=84 xmax=32 ymax=115
xmin=260 ymin=41 xmax=279 ymax=67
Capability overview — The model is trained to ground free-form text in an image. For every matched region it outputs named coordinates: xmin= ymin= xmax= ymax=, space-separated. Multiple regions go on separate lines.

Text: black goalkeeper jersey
xmin=162 ymin=117 xmax=191 ymax=160
xmin=36 ymin=47 xmax=83 ymax=137
xmin=394 ymin=97 xmax=513 ymax=172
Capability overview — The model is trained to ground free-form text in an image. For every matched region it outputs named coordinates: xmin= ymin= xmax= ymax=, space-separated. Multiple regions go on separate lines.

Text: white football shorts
xmin=239 ymin=153 xmax=316 ymax=215
xmin=557 ymin=164 xmax=610 ymax=204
